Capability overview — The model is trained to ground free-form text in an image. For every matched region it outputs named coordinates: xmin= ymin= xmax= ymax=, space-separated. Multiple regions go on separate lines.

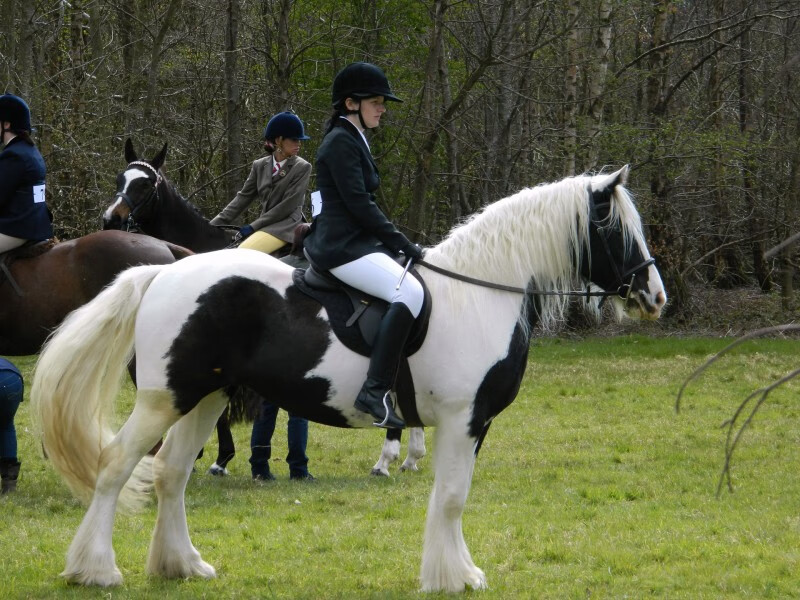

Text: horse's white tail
xmin=31 ymin=264 xmax=166 ymax=511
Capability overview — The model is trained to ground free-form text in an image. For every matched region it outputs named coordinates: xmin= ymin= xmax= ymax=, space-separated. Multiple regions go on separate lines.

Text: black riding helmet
xmin=331 ymin=62 xmax=402 ymax=107
xmin=0 ymin=94 xmax=32 ymax=133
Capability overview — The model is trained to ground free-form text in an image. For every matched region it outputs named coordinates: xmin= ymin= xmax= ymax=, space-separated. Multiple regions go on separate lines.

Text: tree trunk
xmin=645 ymin=0 xmax=688 ymax=313
xmin=406 ymin=0 xmax=445 ymax=241
xmin=563 ymin=0 xmax=580 ymax=175
xmin=16 ymin=2 xmax=36 ymax=97
xmin=585 ymin=0 xmax=612 ymax=171
xmin=225 ymin=0 xmax=242 ymax=203
xmin=143 ymin=0 xmax=183 ymax=123
xmin=740 ymin=25 xmax=771 ymax=291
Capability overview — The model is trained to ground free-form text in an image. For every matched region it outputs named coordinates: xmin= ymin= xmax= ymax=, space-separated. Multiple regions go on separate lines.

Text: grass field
xmin=2 ymin=335 xmax=800 ymax=599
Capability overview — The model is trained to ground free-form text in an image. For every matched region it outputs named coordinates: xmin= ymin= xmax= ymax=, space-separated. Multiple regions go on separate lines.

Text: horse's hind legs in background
xmin=372 ymin=428 xmax=402 ymax=476
xmin=207 ymin=405 xmax=235 ymax=476
xmin=147 ymin=390 xmax=229 ymax=580
xmin=401 ymin=426 xmax=426 ymax=472
xmin=63 ymin=390 xmax=180 ymax=587
xmin=372 ymin=427 xmax=427 ymax=476
xmin=419 ymin=413 xmax=487 ymax=593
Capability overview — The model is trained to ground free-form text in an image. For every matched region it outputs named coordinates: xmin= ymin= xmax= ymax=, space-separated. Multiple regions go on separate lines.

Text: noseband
xmin=114 ymin=161 xmax=163 ymax=232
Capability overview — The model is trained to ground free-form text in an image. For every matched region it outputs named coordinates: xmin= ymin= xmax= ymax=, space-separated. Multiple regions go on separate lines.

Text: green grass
xmin=2 ymin=335 xmax=800 ymax=598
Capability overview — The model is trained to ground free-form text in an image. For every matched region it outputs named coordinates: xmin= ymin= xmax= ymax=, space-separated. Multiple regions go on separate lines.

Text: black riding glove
xmin=401 ymin=243 xmax=424 ymax=260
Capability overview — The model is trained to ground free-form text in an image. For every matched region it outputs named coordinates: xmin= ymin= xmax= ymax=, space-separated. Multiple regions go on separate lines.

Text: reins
xmin=415 ymin=258 xmax=648 ymax=299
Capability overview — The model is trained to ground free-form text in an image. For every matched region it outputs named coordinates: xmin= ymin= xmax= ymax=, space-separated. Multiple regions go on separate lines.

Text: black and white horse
xmin=31 ymin=166 xmax=665 ymax=591
xmin=102 ymin=139 xmax=423 ymax=477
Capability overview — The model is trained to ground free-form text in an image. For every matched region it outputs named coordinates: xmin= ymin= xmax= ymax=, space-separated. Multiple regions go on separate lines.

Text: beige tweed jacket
xmin=210 ymin=154 xmax=311 ymax=243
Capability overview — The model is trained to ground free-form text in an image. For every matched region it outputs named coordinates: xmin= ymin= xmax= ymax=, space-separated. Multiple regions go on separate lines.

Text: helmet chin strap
xmin=343 ymin=99 xmax=372 ymax=131
xmin=358 ymin=106 xmax=369 ymax=130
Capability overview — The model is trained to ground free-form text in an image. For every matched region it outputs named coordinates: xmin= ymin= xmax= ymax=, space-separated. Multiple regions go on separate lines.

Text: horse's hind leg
xmin=371 ymin=428 xmax=402 ymax=476
xmin=147 ymin=390 xmax=229 ymax=580
xmin=207 ymin=406 xmax=234 ymax=476
xmin=400 ymin=427 xmax=426 ymax=472
xmin=63 ymin=389 xmax=179 ymax=587
xmin=420 ymin=414 xmax=487 ymax=592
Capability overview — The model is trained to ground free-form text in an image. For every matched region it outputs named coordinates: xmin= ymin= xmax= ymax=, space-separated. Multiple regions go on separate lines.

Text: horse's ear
xmin=591 ymin=164 xmax=629 ymax=193
xmin=151 ymin=143 xmax=168 ymax=171
xmin=124 ymin=138 xmax=137 ymax=163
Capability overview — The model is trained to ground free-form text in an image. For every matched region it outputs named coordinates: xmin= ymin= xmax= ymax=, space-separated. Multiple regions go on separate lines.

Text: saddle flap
xmin=292 ymin=267 xmax=431 ymax=359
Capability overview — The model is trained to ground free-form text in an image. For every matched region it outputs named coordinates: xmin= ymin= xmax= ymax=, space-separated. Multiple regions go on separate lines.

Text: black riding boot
xmin=1 ymin=458 xmax=20 ymax=494
xmin=354 ymin=303 xmax=415 ymax=429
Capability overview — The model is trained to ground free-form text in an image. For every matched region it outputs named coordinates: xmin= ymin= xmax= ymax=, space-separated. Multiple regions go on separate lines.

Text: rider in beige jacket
xmin=211 ymin=111 xmax=312 ymax=254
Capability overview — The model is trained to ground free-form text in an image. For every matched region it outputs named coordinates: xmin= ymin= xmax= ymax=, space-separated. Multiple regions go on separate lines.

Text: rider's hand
xmin=239 ymin=225 xmax=255 ymax=239
xmin=401 ymin=243 xmax=424 ymax=260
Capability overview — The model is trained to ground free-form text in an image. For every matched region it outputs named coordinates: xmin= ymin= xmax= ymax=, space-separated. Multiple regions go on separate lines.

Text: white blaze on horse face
xmin=102 ymin=169 xmax=150 ymax=222
xmin=627 ymin=236 xmax=666 ymax=320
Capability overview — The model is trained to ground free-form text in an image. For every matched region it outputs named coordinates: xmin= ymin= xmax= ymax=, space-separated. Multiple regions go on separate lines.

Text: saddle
xmin=292 ymin=254 xmax=433 ymax=428
xmin=0 ymin=238 xmax=57 ymax=296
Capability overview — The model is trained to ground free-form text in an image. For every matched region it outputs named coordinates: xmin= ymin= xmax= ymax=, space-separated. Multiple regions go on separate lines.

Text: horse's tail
xmin=31 ymin=263 xmax=166 ymax=511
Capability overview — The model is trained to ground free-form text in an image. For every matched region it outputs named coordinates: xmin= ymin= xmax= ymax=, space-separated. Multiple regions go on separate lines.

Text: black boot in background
xmin=1 ymin=458 xmax=20 ymax=494
xmin=354 ymin=303 xmax=415 ymax=429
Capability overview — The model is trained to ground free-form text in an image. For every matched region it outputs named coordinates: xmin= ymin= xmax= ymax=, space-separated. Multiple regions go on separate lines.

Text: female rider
xmin=0 ymin=94 xmax=52 ymax=252
xmin=211 ymin=111 xmax=312 ymax=254
xmin=303 ymin=62 xmax=424 ymax=429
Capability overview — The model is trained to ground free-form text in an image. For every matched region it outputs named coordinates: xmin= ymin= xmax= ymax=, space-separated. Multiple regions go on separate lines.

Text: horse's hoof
xmin=207 ymin=463 xmax=228 ymax=476
xmin=370 ymin=468 xmax=389 ymax=477
xmin=62 ymin=567 xmax=123 ymax=587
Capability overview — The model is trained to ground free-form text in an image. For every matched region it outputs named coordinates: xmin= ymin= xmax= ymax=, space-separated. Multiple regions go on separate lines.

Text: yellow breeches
xmin=238 ymin=231 xmax=286 ymax=254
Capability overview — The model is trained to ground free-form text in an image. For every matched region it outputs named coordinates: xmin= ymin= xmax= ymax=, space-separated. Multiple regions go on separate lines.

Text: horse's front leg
xmin=371 ymin=428 xmax=402 ymax=476
xmin=63 ymin=391 xmax=179 ymax=587
xmin=420 ymin=413 xmax=486 ymax=592
xmin=400 ymin=427 xmax=426 ymax=472
xmin=147 ymin=391 xmax=229 ymax=580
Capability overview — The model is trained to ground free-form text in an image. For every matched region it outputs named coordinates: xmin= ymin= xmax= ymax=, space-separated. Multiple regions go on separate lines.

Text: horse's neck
xmin=155 ymin=184 xmax=229 ymax=252
xmin=426 ymin=187 xmax=585 ymax=331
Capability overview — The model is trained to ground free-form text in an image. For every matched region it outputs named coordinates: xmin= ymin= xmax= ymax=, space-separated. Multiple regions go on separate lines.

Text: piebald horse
xmin=32 ymin=166 xmax=665 ymax=592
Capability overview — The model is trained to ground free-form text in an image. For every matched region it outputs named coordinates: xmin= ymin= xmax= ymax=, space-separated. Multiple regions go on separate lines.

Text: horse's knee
xmin=152 ymin=457 xmax=191 ymax=495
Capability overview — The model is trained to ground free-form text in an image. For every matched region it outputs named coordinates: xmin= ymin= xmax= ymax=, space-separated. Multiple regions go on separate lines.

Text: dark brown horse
xmin=0 ymin=230 xmax=192 ymax=356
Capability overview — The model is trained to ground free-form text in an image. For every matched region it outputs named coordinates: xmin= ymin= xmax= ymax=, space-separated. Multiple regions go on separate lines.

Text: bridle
xmin=114 ymin=161 xmax=163 ymax=233
xmin=416 ymin=194 xmax=655 ymax=301
xmin=587 ymin=199 xmax=656 ymax=302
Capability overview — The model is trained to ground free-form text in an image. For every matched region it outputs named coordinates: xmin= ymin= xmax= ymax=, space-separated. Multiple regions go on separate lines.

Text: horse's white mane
xmin=424 ymin=172 xmax=646 ymax=332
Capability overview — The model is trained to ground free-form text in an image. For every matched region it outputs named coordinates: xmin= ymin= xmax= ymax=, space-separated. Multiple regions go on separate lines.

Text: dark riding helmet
xmin=331 ymin=62 xmax=402 ymax=107
xmin=262 ymin=111 xmax=311 ymax=142
xmin=0 ymin=94 xmax=32 ymax=132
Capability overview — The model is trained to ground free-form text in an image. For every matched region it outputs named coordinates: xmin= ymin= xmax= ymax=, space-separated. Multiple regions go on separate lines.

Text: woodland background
xmin=2 ymin=0 xmax=800 ymax=318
